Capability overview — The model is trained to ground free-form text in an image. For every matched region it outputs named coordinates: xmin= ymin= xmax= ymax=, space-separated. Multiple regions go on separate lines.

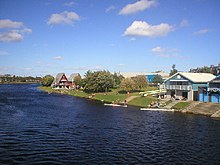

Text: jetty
xmin=140 ymin=108 xmax=174 ymax=112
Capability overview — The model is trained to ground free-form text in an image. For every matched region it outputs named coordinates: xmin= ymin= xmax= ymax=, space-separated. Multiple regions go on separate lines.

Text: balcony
xmin=165 ymin=85 xmax=192 ymax=91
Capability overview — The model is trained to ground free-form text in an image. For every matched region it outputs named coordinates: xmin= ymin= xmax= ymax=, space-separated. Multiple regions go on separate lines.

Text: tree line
xmin=0 ymin=75 xmax=42 ymax=84
xmin=42 ymin=71 xmax=163 ymax=93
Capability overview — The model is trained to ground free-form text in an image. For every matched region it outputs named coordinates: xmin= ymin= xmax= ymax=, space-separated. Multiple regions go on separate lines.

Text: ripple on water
xmin=0 ymin=84 xmax=220 ymax=164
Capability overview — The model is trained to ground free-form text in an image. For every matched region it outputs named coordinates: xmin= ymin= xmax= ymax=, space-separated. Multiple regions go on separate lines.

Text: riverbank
xmin=38 ymin=86 xmax=220 ymax=118
xmin=180 ymin=102 xmax=220 ymax=118
xmin=38 ymin=86 xmax=157 ymax=107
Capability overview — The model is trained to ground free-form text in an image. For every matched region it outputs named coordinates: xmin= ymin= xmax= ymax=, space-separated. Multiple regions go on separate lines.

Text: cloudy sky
xmin=0 ymin=0 xmax=220 ymax=76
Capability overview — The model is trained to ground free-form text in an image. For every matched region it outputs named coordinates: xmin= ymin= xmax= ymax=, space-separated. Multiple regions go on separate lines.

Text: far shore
xmin=38 ymin=86 xmax=220 ymax=118
xmin=0 ymin=82 xmax=40 ymax=85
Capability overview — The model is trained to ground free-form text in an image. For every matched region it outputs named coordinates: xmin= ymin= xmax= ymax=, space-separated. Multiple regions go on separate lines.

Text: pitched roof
xmin=165 ymin=72 xmax=215 ymax=83
xmin=68 ymin=73 xmax=80 ymax=82
xmin=209 ymin=75 xmax=220 ymax=83
xmin=53 ymin=73 xmax=66 ymax=84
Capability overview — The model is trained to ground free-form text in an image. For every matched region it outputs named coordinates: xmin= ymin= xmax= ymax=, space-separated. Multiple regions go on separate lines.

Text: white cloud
xmin=47 ymin=11 xmax=80 ymax=25
xmin=130 ymin=37 xmax=136 ymax=41
xmin=0 ymin=31 xmax=23 ymax=42
xmin=53 ymin=56 xmax=63 ymax=60
xmin=119 ymin=0 xmax=157 ymax=15
xmin=64 ymin=1 xmax=75 ymax=7
xmin=105 ymin=5 xmax=116 ymax=13
xmin=0 ymin=29 xmax=32 ymax=42
xmin=0 ymin=19 xmax=32 ymax=42
xmin=151 ymin=46 xmax=186 ymax=58
xmin=180 ymin=19 xmax=189 ymax=27
xmin=151 ymin=46 xmax=163 ymax=53
xmin=20 ymin=28 xmax=32 ymax=34
xmin=193 ymin=29 xmax=210 ymax=35
xmin=0 ymin=19 xmax=23 ymax=29
xmin=0 ymin=50 xmax=9 ymax=56
xmin=124 ymin=21 xmax=173 ymax=37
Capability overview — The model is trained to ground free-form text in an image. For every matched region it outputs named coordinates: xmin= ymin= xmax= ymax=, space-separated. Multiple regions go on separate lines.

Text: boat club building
xmin=163 ymin=72 xmax=215 ymax=101
xmin=199 ymin=75 xmax=220 ymax=103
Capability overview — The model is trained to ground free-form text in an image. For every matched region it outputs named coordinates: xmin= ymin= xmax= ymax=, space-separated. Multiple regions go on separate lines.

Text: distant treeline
xmin=0 ymin=74 xmax=42 ymax=84
xmin=189 ymin=63 xmax=220 ymax=76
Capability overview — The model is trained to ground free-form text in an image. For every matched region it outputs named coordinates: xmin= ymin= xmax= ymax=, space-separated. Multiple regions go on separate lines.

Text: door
xmin=193 ymin=91 xmax=198 ymax=101
xmin=171 ymin=90 xmax=175 ymax=98
xmin=182 ymin=92 xmax=188 ymax=99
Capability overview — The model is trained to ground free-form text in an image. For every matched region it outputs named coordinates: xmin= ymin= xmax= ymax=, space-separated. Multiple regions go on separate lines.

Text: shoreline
xmin=38 ymin=86 xmax=220 ymax=118
xmin=0 ymin=82 xmax=40 ymax=85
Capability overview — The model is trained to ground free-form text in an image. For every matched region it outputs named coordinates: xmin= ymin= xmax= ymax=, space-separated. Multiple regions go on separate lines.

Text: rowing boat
xmin=104 ymin=103 xmax=127 ymax=108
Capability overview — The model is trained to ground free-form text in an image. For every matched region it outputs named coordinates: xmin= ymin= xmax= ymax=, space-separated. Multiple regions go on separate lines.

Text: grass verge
xmin=128 ymin=96 xmax=156 ymax=107
xmin=172 ymin=102 xmax=191 ymax=110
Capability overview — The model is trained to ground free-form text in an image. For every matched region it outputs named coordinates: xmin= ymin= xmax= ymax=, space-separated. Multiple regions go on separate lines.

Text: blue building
xmin=164 ymin=72 xmax=215 ymax=101
xmin=199 ymin=75 xmax=220 ymax=103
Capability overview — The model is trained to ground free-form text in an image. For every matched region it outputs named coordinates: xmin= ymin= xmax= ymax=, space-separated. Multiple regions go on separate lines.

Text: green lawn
xmin=68 ymin=90 xmax=89 ymax=98
xmin=128 ymin=96 xmax=156 ymax=107
xmin=38 ymin=86 xmax=55 ymax=93
xmin=172 ymin=102 xmax=191 ymax=110
xmin=94 ymin=93 xmax=127 ymax=103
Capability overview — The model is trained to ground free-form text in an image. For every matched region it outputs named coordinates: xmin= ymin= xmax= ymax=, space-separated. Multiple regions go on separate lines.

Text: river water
xmin=0 ymin=84 xmax=220 ymax=164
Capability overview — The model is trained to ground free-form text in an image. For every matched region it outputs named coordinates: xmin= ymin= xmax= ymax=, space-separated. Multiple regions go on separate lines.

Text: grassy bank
xmin=129 ymin=96 xmax=156 ymax=107
xmin=172 ymin=102 xmax=191 ymax=110
xmin=38 ymin=86 xmax=156 ymax=107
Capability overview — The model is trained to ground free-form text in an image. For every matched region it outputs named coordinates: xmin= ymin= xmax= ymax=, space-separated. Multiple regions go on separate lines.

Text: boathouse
xmin=199 ymin=75 xmax=220 ymax=103
xmin=164 ymin=72 xmax=215 ymax=101
xmin=51 ymin=73 xmax=70 ymax=89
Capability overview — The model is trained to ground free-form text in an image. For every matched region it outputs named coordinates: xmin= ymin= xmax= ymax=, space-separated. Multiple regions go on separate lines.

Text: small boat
xmin=140 ymin=108 xmax=174 ymax=112
xmin=104 ymin=103 xmax=128 ymax=108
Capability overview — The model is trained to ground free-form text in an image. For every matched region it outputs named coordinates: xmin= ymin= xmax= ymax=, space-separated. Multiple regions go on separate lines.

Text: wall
xmin=192 ymin=83 xmax=208 ymax=91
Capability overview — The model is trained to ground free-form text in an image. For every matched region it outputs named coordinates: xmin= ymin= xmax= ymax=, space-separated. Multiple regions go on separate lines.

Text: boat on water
xmin=140 ymin=108 xmax=174 ymax=112
xmin=104 ymin=103 xmax=128 ymax=108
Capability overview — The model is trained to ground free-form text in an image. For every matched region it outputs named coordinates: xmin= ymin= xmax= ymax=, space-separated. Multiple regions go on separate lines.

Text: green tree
xmin=152 ymin=75 xmax=163 ymax=84
xmin=132 ymin=75 xmax=148 ymax=90
xmin=169 ymin=64 xmax=178 ymax=76
xmin=113 ymin=72 xmax=124 ymax=87
xmin=119 ymin=78 xmax=137 ymax=92
xmin=41 ymin=75 xmax=54 ymax=86
xmin=199 ymin=66 xmax=211 ymax=73
xmin=83 ymin=70 xmax=114 ymax=93
xmin=74 ymin=75 xmax=82 ymax=86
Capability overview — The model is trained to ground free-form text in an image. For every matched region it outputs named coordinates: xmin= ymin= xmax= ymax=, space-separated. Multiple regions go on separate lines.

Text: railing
xmin=165 ymin=85 xmax=192 ymax=90
xmin=208 ymin=87 xmax=220 ymax=92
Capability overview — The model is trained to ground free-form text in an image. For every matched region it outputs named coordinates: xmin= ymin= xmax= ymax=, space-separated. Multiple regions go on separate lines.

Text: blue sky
xmin=0 ymin=0 xmax=220 ymax=76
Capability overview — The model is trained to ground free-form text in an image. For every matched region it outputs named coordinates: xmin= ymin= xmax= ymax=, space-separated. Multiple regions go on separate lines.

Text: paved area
xmin=163 ymin=100 xmax=179 ymax=109
xmin=187 ymin=102 xmax=220 ymax=116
